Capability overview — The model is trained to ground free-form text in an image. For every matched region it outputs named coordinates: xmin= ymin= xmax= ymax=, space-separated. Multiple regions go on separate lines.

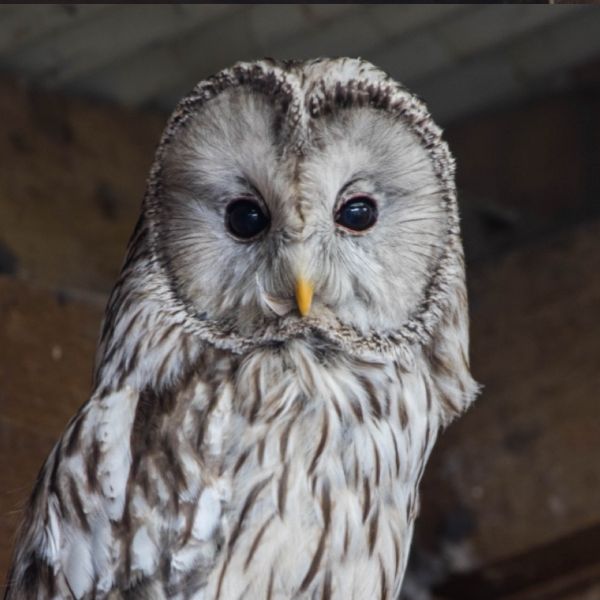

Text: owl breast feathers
xmin=5 ymin=58 xmax=478 ymax=599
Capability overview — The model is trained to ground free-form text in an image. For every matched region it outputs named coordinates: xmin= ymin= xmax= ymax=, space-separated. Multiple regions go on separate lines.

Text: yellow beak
xmin=295 ymin=277 xmax=314 ymax=317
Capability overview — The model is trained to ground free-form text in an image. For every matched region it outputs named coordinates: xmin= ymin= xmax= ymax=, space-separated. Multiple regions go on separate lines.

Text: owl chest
xmin=194 ymin=354 xmax=436 ymax=599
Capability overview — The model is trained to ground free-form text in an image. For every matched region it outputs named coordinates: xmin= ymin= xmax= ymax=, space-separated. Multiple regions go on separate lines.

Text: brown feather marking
xmin=373 ymin=440 xmax=381 ymax=487
xmin=180 ymin=334 xmax=191 ymax=372
xmin=362 ymin=476 xmax=371 ymax=523
xmin=257 ymin=437 xmax=266 ymax=467
xmin=181 ymin=496 xmax=200 ymax=546
xmin=368 ymin=507 xmax=380 ymax=556
xmin=277 ymin=462 xmax=289 ymax=518
xmin=330 ymin=395 xmax=342 ymax=421
xmin=360 ymin=375 xmax=382 ymax=419
xmin=229 ymin=476 xmax=273 ymax=553
xmin=47 ymin=445 xmax=66 ymax=517
xmin=67 ymin=476 xmax=90 ymax=533
xmin=215 ymin=560 xmax=228 ymax=600
xmin=299 ymin=483 xmax=331 ymax=592
xmin=398 ymin=398 xmax=409 ymax=430
xmin=156 ymin=321 xmax=178 ymax=346
xmin=233 ymin=447 xmax=251 ymax=475
xmin=311 ymin=474 xmax=318 ymax=497
xmin=195 ymin=384 xmax=220 ymax=450
xmin=118 ymin=338 xmax=142 ymax=386
xmin=279 ymin=419 xmax=294 ymax=461
xmin=163 ymin=437 xmax=187 ymax=503
xmin=424 ymin=376 xmax=433 ymax=412
xmin=393 ymin=535 xmax=400 ymax=578
xmin=129 ymin=388 xmax=160 ymax=497
xmin=350 ymin=399 xmax=364 ymax=423
xmin=86 ymin=438 xmax=101 ymax=492
xmin=266 ymin=567 xmax=275 ymax=600
xmin=65 ymin=411 xmax=85 ymax=456
xmin=342 ymin=515 xmax=350 ymax=559
xmin=265 ymin=401 xmax=286 ymax=424
xmin=155 ymin=347 xmax=175 ymax=387
xmin=322 ymin=570 xmax=332 ymax=600
xmin=383 ymin=394 xmax=391 ymax=417
xmin=217 ymin=475 xmax=272 ymax=600
xmin=308 ymin=411 xmax=329 ymax=476
xmin=406 ymin=492 xmax=413 ymax=523
xmin=119 ymin=306 xmax=144 ymax=343
xmin=248 ymin=368 xmax=262 ymax=423
xmin=379 ymin=554 xmax=388 ymax=600
xmin=421 ymin=422 xmax=431 ymax=461
xmin=390 ymin=425 xmax=400 ymax=477
xmin=243 ymin=515 xmax=275 ymax=571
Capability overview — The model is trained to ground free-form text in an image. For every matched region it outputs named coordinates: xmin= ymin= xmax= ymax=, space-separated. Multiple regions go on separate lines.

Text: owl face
xmin=156 ymin=61 xmax=449 ymax=340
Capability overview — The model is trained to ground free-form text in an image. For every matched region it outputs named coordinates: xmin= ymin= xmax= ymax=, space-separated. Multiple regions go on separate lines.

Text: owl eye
xmin=226 ymin=199 xmax=270 ymax=240
xmin=335 ymin=196 xmax=378 ymax=232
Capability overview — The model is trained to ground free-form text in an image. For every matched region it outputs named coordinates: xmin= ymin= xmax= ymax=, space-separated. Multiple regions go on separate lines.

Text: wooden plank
xmin=5 ymin=5 xmax=240 ymax=86
xmin=0 ymin=276 xmax=102 ymax=435
xmin=434 ymin=524 xmax=600 ymax=599
xmin=0 ymin=5 xmax=108 ymax=55
xmin=415 ymin=7 xmax=600 ymax=123
xmin=73 ymin=7 xmax=256 ymax=108
xmin=416 ymin=221 xmax=600 ymax=578
xmin=0 ymin=75 xmax=165 ymax=294
xmin=446 ymin=91 xmax=599 ymax=263
xmin=76 ymin=4 xmax=361 ymax=108
xmin=369 ymin=4 xmax=466 ymax=39
xmin=372 ymin=5 xmax=580 ymax=86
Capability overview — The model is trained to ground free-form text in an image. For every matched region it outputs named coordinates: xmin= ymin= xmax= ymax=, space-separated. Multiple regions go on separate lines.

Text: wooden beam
xmin=0 ymin=5 xmax=108 ymax=55
xmin=414 ymin=6 xmax=600 ymax=122
xmin=3 ymin=5 xmax=240 ymax=87
xmin=372 ymin=4 xmax=580 ymax=87
xmin=416 ymin=220 xmax=600 ymax=579
xmin=434 ymin=524 xmax=600 ymax=599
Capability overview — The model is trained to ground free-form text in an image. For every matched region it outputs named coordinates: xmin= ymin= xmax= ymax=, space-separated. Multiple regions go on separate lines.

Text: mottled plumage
xmin=5 ymin=58 xmax=477 ymax=599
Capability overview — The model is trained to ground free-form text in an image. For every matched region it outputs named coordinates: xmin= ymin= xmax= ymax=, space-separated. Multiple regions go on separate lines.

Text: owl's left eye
xmin=226 ymin=199 xmax=270 ymax=240
xmin=335 ymin=196 xmax=378 ymax=232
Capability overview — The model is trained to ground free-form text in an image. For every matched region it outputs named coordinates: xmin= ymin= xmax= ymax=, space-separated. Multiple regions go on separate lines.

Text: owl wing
xmin=5 ymin=381 xmax=225 ymax=599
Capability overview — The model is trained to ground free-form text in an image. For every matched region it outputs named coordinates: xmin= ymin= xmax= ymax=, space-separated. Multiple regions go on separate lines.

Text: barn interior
xmin=1 ymin=5 xmax=599 ymax=598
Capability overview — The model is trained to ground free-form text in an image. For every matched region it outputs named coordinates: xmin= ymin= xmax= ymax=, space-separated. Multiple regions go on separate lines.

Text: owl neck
xmin=199 ymin=339 xmax=443 ymax=597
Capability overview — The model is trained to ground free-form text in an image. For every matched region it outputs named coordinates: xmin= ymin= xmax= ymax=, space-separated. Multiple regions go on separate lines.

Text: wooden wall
xmin=1 ymin=74 xmax=599 ymax=596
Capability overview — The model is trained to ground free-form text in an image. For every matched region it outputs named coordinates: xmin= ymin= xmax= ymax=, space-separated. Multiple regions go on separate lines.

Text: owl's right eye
xmin=226 ymin=199 xmax=270 ymax=240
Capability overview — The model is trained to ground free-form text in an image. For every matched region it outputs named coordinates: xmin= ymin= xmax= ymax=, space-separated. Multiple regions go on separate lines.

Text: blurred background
xmin=0 ymin=4 xmax=599 ymax=599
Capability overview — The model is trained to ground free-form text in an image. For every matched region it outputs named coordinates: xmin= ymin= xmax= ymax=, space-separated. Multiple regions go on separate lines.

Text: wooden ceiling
xmin=1 ymin=4 xmax=600 ymax=123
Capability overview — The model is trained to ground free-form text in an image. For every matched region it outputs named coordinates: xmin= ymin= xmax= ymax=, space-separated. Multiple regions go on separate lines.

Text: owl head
xmin=139 ymin=58 xmax=466 ymax=364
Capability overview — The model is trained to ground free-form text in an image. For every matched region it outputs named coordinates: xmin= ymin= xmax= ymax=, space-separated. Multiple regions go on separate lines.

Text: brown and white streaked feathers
xmin=5 ymin=58 xmax=478 ymax=599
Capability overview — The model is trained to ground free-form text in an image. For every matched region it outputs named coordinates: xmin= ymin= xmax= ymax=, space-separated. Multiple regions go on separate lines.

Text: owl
xmin=5 ymin=58 xmax=477 ymax=599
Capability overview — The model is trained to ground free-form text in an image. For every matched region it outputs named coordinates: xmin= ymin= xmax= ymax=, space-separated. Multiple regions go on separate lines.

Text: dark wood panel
xmin=435 ymin=524 xmax=600 ymax=599
xmin=0 ymin=76 xmax=164 ymax=294
xmin=416 ymin=221 xmax=600 ymax=589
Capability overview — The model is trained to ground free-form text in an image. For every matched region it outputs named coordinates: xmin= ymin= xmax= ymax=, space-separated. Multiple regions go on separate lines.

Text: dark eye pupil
xmin=336 ymin=197 xmax=377 ymax=231
xmin=226 ymin=199 xmax=269 ymax=239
